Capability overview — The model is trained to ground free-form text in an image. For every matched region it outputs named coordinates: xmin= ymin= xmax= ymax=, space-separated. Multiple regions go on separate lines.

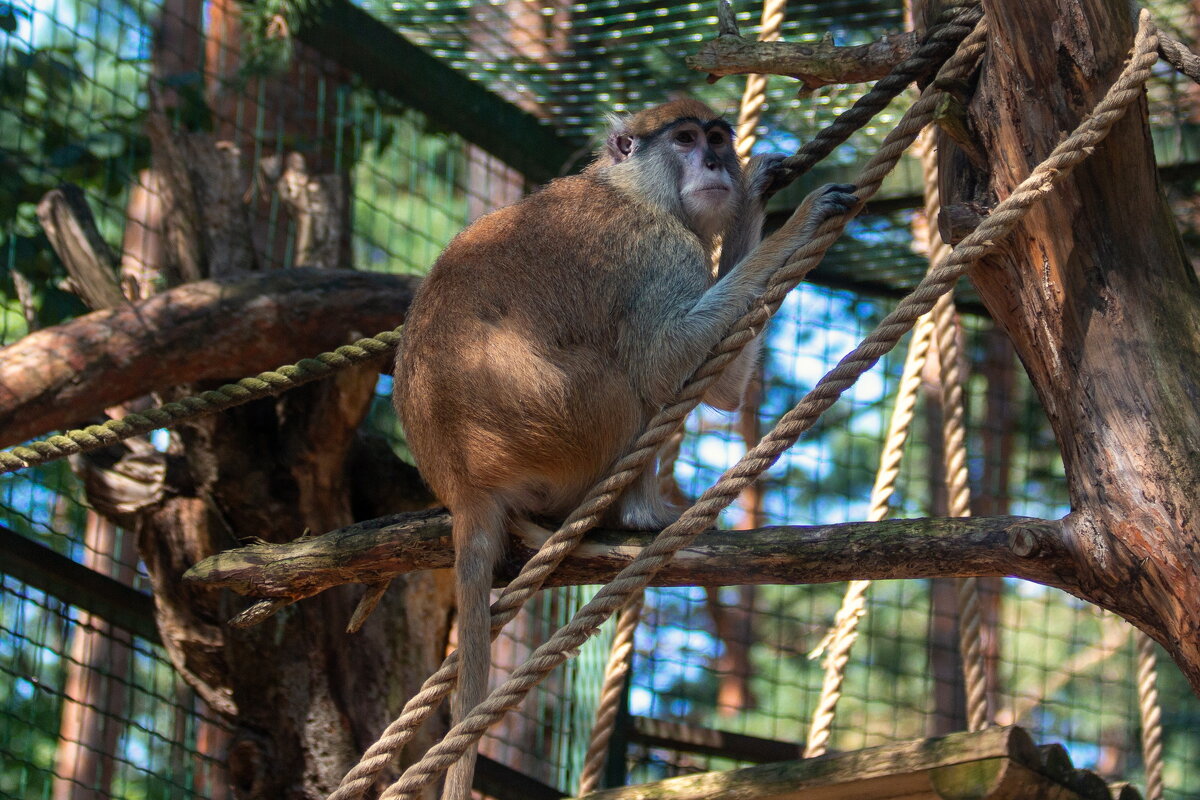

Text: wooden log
xmin=182 ymin=512 xmax=1080 ymax=613
xmin=571 ymin=725 xmax=1137 ymax=800
xmin=0 ymin=268 xmax=418 ymax=447
xmin=687 ymin=31 xmax=918 ymax=90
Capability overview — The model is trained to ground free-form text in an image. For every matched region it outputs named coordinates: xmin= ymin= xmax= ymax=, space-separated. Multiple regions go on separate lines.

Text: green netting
xmin=2 ymin=0 xmax=1200 ymax=797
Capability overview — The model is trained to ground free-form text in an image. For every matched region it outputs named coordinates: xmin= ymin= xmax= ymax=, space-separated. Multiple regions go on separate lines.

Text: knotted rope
xmin=351 ymin=12 xmax=1158 ymax=799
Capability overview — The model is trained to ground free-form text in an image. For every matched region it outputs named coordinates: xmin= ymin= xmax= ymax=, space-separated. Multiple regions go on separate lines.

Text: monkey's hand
xmin=745 ymin=153 xmax=789 ymax=204
xmin=803 ymin=183 xmax=859 ymax=229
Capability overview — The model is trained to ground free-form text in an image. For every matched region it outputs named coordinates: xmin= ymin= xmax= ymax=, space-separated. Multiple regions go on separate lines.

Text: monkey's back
xmin=395 ymin=172 xmax=703 ymax=518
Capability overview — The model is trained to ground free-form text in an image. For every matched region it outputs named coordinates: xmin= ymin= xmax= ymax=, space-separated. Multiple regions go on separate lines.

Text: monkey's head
xmin=600 ymin=98 xmax=743 ymax=242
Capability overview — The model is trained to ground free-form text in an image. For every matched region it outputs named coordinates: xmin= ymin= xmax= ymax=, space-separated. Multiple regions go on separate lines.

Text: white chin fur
xmin=684 ymin=192 xmax=732 ymax=240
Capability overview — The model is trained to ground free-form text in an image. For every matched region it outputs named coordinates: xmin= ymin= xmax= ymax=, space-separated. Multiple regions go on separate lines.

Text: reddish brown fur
xmin=398 ymin=176 xmax=687 ymax=520
xmin=621 ymin=97 xmax=726 ymax=138
xmin=393 ymin=99 xmax=855 ymax=800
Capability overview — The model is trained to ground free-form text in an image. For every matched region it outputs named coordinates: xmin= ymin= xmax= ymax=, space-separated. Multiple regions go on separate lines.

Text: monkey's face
xmin=671 ymin=120 xmax=740 ymax=239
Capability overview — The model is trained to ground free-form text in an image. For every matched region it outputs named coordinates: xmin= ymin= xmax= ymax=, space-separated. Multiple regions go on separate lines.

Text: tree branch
xmin=184 ymin=512 xmax=1084 ymax=622
xmin=687 ymin=31 xmax=918 ymax=89
xmin=37 ymin=185 xmax=127 ymax=310
xmin=0 ymin=268 xmax=419 ymax=447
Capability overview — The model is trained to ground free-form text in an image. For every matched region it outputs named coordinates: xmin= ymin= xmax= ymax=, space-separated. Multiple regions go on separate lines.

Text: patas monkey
xmin=394 ymin=98 xmax=856 ymax=799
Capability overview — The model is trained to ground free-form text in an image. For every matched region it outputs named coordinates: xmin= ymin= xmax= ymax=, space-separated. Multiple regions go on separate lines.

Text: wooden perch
xmin=183 ymin=511 xmax=1088 ymax=624
xmin=577 ymin=725 xmax=1140 ymax=800
xmin=0 ymin=268 xmax=419 ymax=447
xmin=687 ymin=30 xmax=918 ymax=89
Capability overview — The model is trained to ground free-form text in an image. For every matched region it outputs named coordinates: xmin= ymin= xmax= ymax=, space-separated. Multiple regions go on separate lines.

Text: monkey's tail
xmin=444 ymin=502 xmax=507 ymax=800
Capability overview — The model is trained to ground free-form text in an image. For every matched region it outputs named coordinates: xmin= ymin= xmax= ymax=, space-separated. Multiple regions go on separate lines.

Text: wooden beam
xmin=628 ymin=717 xmax=805 ymax=764
xmin=0 ymin=524 xmax=160 ymax=644
xmin=296 ymin=0 xmax=586 ymax=185
xmin=182 ymin=511 xmax=1079 ymax=621
xmin=575 ymin=726 xmax=1138 ymax=800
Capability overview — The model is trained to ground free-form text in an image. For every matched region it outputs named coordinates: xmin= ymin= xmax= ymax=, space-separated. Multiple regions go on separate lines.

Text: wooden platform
xmin=576 ymin=725 xmax=1141 ymax=800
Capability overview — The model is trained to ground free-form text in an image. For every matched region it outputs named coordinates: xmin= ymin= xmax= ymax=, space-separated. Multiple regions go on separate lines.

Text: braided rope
xmin=734 ymin=0 xmax=787 ymax=159
xmin=802 ymin=307 xmax=935 ymax=758
xmin=578 ymin=3 xmax=791 ymax=790
xmin=1158 ymin=31 xmax=1200 ymax=83
xmin=1137 ymin=632 xmax=1165 ymax=800
xmin=576 ymin=592 xmax=643 ymax=794
xmin=933 ymin=290 xmax=991 ymax=732
xmin=579 ymin=2 xmax=790 ymax=790
xmin=332 ymin=32 xmax=987 ymax=800
xmin=369 ymin=14 xmax=1157 ymax=798
xmin=0 ymin=330 xmax=403 ymax=474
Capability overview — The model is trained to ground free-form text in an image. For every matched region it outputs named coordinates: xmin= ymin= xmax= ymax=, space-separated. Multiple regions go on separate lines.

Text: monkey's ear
xmin=606 ymin=132 xmax=635 ymax=163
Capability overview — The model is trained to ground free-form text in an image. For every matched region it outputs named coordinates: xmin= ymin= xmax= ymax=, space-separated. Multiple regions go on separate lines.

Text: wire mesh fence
xmin=3 ymin=0 xmax=1200 ymax=797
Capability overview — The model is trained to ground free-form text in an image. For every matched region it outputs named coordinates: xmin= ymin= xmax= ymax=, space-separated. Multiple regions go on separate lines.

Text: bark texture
xmin=936 ymin=0 xmax=1200 ymax=691
xmin=0 ymin=269 xmax=417 ymax=448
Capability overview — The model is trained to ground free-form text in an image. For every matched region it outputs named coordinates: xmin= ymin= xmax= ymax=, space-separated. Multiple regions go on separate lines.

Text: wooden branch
xmin=183 ymin=512 xmax=1086 ymax=617
xmin=687 ymin=31 xmax=918 ymax=89
xmin=579 ymin=725 xmax=1139 ymax=800
xmin=37 ymin=185 xmax=127 ymax=310
xmin=0 ymin=268 xmax=419 ymax=447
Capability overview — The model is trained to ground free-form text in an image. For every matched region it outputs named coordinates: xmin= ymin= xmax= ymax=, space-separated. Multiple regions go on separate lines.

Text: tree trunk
xmin=936 ymin=0 xmax=1200 ymax=692
xmin=39 ymin=6 xmax=459 ymax=794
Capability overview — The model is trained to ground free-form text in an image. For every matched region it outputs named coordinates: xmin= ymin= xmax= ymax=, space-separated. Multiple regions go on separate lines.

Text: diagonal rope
xmin=370 ymin=13 xmax=1158 ymax=798
xmin=331 ymin=22 xmax=993 ymax=800
xmin=779 ymin=0 xmax=981 ymax=181
xmin=578 ymin=0 xmax=791 ymax=789
xmin=802 ymin=306 xmax=935 ymax=757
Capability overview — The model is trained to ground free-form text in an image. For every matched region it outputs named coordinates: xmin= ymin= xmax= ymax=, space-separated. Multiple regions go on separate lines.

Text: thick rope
xmin=1158 ymin=31 xmax=1200 ymax=83
xmin=802 ymin=307 xmax=935 ymax=758
xmin=0 ymin=330 xmax=402 ymax=474
xmin=934 ymin=291 xmax=990 ymax=732
xmin=370 ymin=15 xmax=1157 ymax=798
xmin=1137 ymin=632 xmax=1165 ymax=800
xmin=578 ymin=2 xmax=790 ymax=790
xmin=330 ymin=15 xmax=995 ymax=800
xmin=734 ymin=0 xmax=787 ymax=159
xmin=576 ymin=593 xmax=643 ymax=793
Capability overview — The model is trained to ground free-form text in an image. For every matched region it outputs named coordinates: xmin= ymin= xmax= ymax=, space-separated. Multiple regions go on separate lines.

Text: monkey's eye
xmin=708 ymin=131 xmax=728 ymax=147
xmin=674 ymin=130 xmax=697 ymax=145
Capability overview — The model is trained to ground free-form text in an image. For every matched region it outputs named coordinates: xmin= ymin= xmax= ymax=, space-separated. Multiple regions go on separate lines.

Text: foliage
xmin=0 ymin=17 xmax=147 ymax=328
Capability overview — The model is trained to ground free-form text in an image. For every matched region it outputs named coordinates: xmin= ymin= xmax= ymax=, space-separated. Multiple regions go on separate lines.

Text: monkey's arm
xmin=634 ymin=184 xmax=857 ymax=408
xmin=703 ymin=155 xmax=781 ymax=411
